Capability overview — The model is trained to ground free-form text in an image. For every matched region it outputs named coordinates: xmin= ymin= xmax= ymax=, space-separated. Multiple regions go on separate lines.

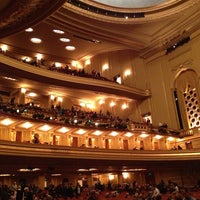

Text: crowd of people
xmin=0 ymin=101 xmax=142 ymax=131
xmin=0 ymin=179 xmax=200 ymax=200
xmin=21 ymin=55 xmax=115 ymax=83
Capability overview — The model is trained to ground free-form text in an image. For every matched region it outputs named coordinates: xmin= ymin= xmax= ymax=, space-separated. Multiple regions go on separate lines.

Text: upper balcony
xmin=0 ymin=53 xmax=150 ymax=100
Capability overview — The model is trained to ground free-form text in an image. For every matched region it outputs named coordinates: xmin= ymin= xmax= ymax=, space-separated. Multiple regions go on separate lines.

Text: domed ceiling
xmin=92 ymin=0 xmax=170 ymax=8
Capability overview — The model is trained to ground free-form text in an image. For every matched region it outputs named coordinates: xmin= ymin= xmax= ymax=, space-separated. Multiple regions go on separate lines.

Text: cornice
xmin=64 ymin=0 xmax=197 ymax=24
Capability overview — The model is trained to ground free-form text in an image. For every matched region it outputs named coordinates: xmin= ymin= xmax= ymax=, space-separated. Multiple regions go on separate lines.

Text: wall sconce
xmin=21 ymin=88 xmax=26 ymax=94
xmin=108 ymin=174 xmax=114 ymax=181
xmin=122 ymin=172 xmax=129 ymax=179
xmin=110 ymin=101 xmax=115 ymax=107
xmin=1 ymin=44 xmax=8 ymax=52
xmin=122 ymin=103 xmax=128 ymax=110
xmin=50 ymin=95 xmax=55 ymax=100
xmin=99 ymin=99 xmax=105 ymax=105
xmin=36 ymin=53 xmax=43 ymax=60
xmin=85 ymin=59 xmax=91 ymax=65
xmin=57 ymin=97 xmax=63 ymax=102
xmin=124 ymin=69 xmax=131 ymax=77
xmin=102 ymin=64 xmax=109 ymax=71
xmin=55 ymin=62 xmax=62 ymax=67
xmin=71 ymin=60 xmax=77 ymax=67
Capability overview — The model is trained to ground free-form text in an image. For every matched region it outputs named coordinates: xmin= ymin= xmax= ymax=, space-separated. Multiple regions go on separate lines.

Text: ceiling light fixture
xmin=76 ymin=129 xmax=86 ymax=135
xmin=0 ymin=118 xmax=14 ymax=126
xmin=93 ymin=130 xmax=103 ymax=136
xmin=38 ymin=124 xmax=52 ymax=131
xmin=124 ymin=132 xmax=133 ymax=137
xmin=65 ymin=46 xmax=76 ymax=51
xmin=57 ymin=127 xmax=69 ymax=133
xmin=60 ymin=38 xmax=70 ymax=42
xmin=53 ymin=29 xmax=65 ymax=34
xmin=25 ymin=28 xmax=33 ymax=32
xmin=110 ymin=131 xmax=118 ymax=136
xmin=2 ymin=76 xmax=16 ymax=81
xmin=30 ymin=38 xmax=42 ymax=44
xmin=20 ymin=122 xmax=33 ymax=129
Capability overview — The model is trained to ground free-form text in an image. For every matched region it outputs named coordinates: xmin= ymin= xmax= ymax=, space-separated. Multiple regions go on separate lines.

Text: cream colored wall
xmin=91 ymin=50 xmax=147 ymax=90
xmin=143 ymin=31 xmax=200 ymax=130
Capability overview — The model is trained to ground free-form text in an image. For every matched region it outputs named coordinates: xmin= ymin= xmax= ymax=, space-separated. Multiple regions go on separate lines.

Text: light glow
xmin=102 ymin=64 xmax=109 ymax=71
xmin=60 ymin=38 xmax=70 ymax=42
xmin=57 ymin=127 xmax=69 ymax=133
xmin=110 ymin=131 xmax=118 ymax=136
xmin=122 ymin=103 xmax=128 ymax=110
xmin=109 ymin=174 xmax=114 ymax=180
xmin=93 ymin=130 xmax=103 ymax=136
xmin=30 ymin=38 xmax=42 ymax=44
xmin=154 ymin=135 xmax=163 ymax=140
xmin=66 ymin=46 xmax=76 ymax=51
xmin=140 ymin=133 xmax=148 ymax=138
xmin=25 ymin=28 xmax=33 ymax=32
xmin=1 ymin=44 xmax=7 ymax=52
xmin=167 ymin=136 xmax=175 ymax=141
xmin=85 ymin=59 xmax=91 ymax=65
xmin=21 ymin=88 xmax=26 ymax=94
xmin=76 ymin=129 xmax=86 ymax=135
xmin=110 ymin=101 xmax=115 ymax=107
xmin=124 ymin=69 xmax=131 ymax=77
xmin=71 ymin=60 xmax=77 ymax=67
xmin=20 ymin=122 xmax=33 ymax=129
xmin=0 ymin=118 xmax=14 ymax=126
xmin=122 ymin=172 xmax=129 ymax=179
xmin=57 ymin=97 xmax=63 ymax=102
xmin=99 ymin=99 xmax=105 ymax=105
xmin=38 ymin=124 xmax=52 ymax=131
xmin=55 ymin=62 xmax=62 ymax=67
xmin=53 ymin=29 xmax=65 ymax=34
xmin=36 ymin=53 xmax=43 ymax=60
xmin=28 ymin=92 xmax=37 ymax=97
xmin=124 ymin=132 xmax=133 ymax=137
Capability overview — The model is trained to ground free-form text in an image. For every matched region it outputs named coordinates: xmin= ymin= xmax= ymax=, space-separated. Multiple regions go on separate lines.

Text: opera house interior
xmin=0 ymin=0 xmax=200 ymax=199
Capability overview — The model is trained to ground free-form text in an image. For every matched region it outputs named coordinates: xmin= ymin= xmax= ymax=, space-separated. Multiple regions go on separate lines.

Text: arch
xmin=174 ymin=69 xmax=200 ymax=129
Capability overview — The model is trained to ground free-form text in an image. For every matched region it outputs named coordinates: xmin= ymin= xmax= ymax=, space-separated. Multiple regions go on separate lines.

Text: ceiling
xmin=91 ymin=0 xmax=171 ymax=8
xmin=0 ymin=0 xmax=200 ymax=62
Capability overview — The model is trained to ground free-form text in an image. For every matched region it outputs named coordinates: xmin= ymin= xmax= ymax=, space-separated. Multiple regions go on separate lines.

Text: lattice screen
xmin=183 ymin=85 xmax=200 ymax=128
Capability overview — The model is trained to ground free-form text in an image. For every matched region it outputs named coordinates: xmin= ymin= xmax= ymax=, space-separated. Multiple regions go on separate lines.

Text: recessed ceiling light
xmin=0 ymin=174 xmax=13 ymax=177
xmin=77 ymin=169 xmax=88 ymax=172
xmin=30 ymin=38 xmax=42 ymax=44
xmin=53 ymin=29 xmax=65 ymax=34
xmin=0 ymin=118 xmax=15 ymax=126
xmin=110 ymin=131 xmax=118 ymax=136
xmin=65 ymin=45 xmax=76 ymax=51
xmin=51 ymin=174 xmax=62 ymax=176
xmin=57 ymin=127 xmax=69 ymax=133
xmin=2 ymin=76 xmax=16 ymax=81
xmin=38 ymin=124 xmax=52 ymax=131
xmin=20 ymin=122 xmax=34 ymax=129
xmin=60 ymin=38 xmax=70 ymax=42
xmin=25 ymin=28 xmax=33 ymax=32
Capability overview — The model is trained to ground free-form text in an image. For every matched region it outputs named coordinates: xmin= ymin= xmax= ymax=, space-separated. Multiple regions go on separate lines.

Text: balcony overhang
xmin=0 ymin=54 xmax=151 ymax=100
